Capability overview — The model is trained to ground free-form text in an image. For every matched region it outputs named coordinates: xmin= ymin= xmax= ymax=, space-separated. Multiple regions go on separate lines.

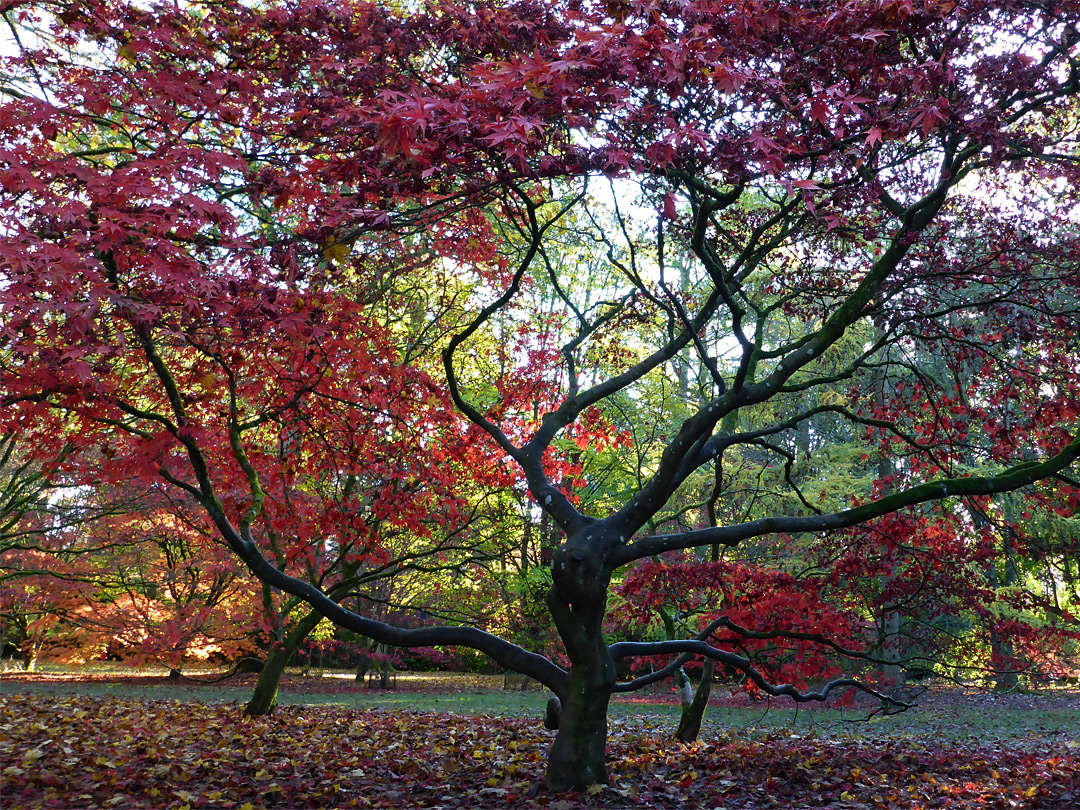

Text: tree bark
xmin=245 ymin=609 xmax=323 ymax=716
xmin=675 ymin=658 xmax=715 ymax=743
xmin=20 ymin=640 xmax=38 ymax=672
xmin=881 ymin=607 xmax=903 ymax=688
xmin=989 ymin=543 xmax=1021 ymax=692
xmin=544 ymin=539 xmax=617 ymax=791
xmin=545 ymin=655 xmax=615 ymax=790
xmin=990 ymin=625 xmax=1020 ymax=692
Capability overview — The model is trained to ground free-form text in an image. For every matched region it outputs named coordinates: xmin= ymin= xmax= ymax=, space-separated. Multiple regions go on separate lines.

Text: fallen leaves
xmin=0 ymin=668 xmax=508 ymax=696
xmin=1 ymin=693 xmax=1077 ymax=809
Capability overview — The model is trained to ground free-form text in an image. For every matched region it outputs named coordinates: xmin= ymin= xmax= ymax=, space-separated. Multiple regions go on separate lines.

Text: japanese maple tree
xmin=3 ymin=0 xmax=1080 ymax=793
xmin=0 ymin=0 xmax=528 ymax=711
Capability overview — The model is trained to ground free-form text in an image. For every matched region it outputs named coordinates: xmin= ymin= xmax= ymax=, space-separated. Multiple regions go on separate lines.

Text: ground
xmin=1 ymin=667 xmax=1077 ymax=808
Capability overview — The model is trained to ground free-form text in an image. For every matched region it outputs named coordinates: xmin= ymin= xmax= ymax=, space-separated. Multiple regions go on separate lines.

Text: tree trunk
xmin=245 ymin=609 xmax=323 ymax=716
xmin=545 ymin=658 xmax=614 ymax=790
xmin=20 ymin=640 xmax=38 ymax=672
xmin=544 ymin=540 xmax=617 ymax=791
xmin=245 ymin=641 xmax=290 ymax=715
xmin=376 ymin=661 xmax=393 ymax=689
xmin=876 ymin=457 xmax=906 ymax=690
xmin=882 ymin=607 xmax=903 ymax=688
xmin=990 ymin=628 xmax=1020 ymax=692
xmin=369 ymin=644 xmax=394 ymax=689
xmin=675 ymin=658 xmax=715 ymax=744
xmin=985 ymin=515 xmax=1022 ymax=692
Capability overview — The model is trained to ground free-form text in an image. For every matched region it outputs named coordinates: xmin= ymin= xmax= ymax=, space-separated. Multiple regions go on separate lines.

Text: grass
xmin=2 ymin=661 xmax=1077 ymax=748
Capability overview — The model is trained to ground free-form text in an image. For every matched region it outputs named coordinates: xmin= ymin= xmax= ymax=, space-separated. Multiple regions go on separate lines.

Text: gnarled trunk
xmin=545 ymin=657 xmax=615 ymax=790
xmin=544 ymin=539 xmax=617 ymax=791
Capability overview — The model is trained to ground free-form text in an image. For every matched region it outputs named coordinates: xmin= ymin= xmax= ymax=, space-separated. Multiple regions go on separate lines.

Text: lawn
xmin=1 ymin=665 xmax=1078 ymax=808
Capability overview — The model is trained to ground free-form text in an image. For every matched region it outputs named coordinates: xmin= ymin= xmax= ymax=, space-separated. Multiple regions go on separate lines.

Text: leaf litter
xmin=1 ymin=692 xmax=1077 ymax=809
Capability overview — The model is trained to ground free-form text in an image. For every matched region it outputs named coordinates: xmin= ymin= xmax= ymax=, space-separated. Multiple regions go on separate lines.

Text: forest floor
xmin=1 ymin=666 xmax=1078 ymax=809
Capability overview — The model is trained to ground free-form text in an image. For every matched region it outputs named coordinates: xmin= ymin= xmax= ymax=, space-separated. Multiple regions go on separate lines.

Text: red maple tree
xmin=2 ymin=0 xmax=1079 ymax=791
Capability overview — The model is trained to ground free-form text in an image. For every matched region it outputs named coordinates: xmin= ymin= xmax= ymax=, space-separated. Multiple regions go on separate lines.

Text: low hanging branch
xmin=609 ymin=639 xmax=913 ymax=715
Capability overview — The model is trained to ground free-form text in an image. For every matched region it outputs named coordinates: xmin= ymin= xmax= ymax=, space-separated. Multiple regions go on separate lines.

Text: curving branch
xmin=613 ymin=652 xmax=696 ymax=694
xmin=609 ymin=639 xmax=912 ymax=712
xmin=710 ymin=616 xmax=920 ymax=668
xmin=203 ymin=495 xmax=570 ymax=694
xmin=612 ymin=616 xmax=727 ymax=694
xmin=130 ymin=314 xmax=572 ymax=696
xmin=441 ymin=186 xmax=588 ymax=536
xmin=615 ymin=432 xmax=1080 ymax=565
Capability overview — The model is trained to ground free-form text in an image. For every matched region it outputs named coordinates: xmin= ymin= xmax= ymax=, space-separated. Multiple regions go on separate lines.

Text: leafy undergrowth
xmin=2 ymin=693 xmax=1078 ymax=809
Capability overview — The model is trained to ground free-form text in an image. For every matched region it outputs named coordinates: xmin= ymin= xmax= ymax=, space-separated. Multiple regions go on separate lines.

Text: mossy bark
xmin=245 ymin=609 xmax=324 ymax=716
xmin=675 ymin=658 xmax=714 ymax=743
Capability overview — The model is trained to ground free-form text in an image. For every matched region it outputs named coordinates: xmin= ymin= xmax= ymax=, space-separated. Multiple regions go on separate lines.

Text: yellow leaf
xmin=524 ymin=81 xmax=546 ymax=99
xmin=821 ymin=388 xmax=848 ymax=407
xmin=197 ymin=372 xmax=217 ymax=393
xmin=239 ymin=804 xmax=255 ymax=810
xmin=840 ymin=791 xmax=853 ymax=801
xmin=586 ymin=784 xmax=605 ymax=795
xmin=1023 ymin=786 xmax=1039 ymax=799
xmin=322 ymin=239 xmax=353 ymax=264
